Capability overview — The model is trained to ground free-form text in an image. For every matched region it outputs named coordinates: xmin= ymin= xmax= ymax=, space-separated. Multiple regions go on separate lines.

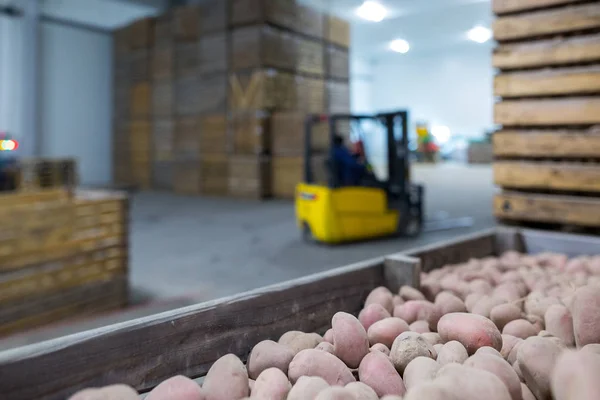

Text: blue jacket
xmin=333 ymin=146 xmax=365 ymax=186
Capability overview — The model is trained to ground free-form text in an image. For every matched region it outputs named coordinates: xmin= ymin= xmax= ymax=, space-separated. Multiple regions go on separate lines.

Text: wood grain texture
xmin=384 ymin=254 xmax=420 ymax=292
xmin=493 ymin=129 xmax=600 ymax=157
xmin=493 ymin=4 xmax=600 ymax=41
xmin=494 ymin=97 xmax=600 ymax=126
xmin=493 ymin=0 xmax=588 ymax=15
xmin=494 ymin=161 xmax=600 ymax=192
xmin=404 ymin=229 xmax=496 ymax=273
xmin=495 ymin=191 xmax=600 ymax=227
xmin=494 ymin=66 xmax=600 ymax=97
xmin=0 ymin=259 xmax=388 ymax=400
xmin=493 ymin=34 xmax=600 ymax=70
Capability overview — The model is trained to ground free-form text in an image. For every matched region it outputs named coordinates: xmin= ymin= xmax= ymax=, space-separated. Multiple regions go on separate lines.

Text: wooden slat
xmin=493 ymin=4 xmax=600 ymax=41
xmin=493 ymin=33 xmax=600 ymax=70
xmin=494 ymin=97 xmax=600 ymax=126
xmin=495 ymin=191 xmax=600 ymax=227
xmin=0 ymin=258 xmax=399 ymax=400
xmin=493 ymin=0 xmax=588 ymax=15
xmin=493 ymin=129 xmax=600 ymax=157
xmin=494 ymin=66 xmax=600 ymax=97
xmin=494 ymin=161 xmax=600 ymax=192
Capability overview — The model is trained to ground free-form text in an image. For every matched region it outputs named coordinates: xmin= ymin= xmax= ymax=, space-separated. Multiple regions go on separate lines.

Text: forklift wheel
xmin=302 ymin=222 xmax=317 ymax=243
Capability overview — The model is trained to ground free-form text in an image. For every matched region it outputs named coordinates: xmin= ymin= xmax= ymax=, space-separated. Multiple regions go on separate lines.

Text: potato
xmin=472 ymin=296 xmax=504 ymax=319
xmin=358 ymin=303 xmax=391 ymax=330
xmin=507 ymin=341 xmax=522 ymax=365
xmin=364 ymin=286 xmax=394 ymax=313
xmin=249 ymin=379 xmax=254 ymax=392
xmin=358 ymin=350 xmax=406 ymax=397
xmin=435 ymin=291 xmax=467 ymax=315
xmin=571 ymin=285 xmax=600 ymax=347
xmin=324 ymin=329 xmax=334 ymax=344
xmin=370 ymin=343 xmax=390 ymax=355
xmin=502 ymin=319 xmax=538 ymax=339
xmin=437 ymin=313 xmax=502 ymax=355
xmin=202 ymin=354 xmax=249 ymax=400
xmin=68 ymin=385 xmax=139 ymax=400
xmin=344 ymin=382 xmax=378 ymax=400
xmin=314 ymin=387 xmax=355 ymax=400
xmin=402 ymin=356 xmax=440 ymax=390
xmin=516 ymin=337 xmax=563 ymax=400
xmin=287 ymin=376 xmax=329 ymax=400
xmin=465 ymin=293 xmax=485 ymax=312
xmin=422 ymin=332 xmax=442 ymax=346
xmin=582 ymin=343 xmax=600 ymax=355
xmin=409 ymin=320 xmax=430 ymax=333
xmin=279 ymin=331 xmax=304 ymax=346
xmin=145 ymin=376 xmax=203 ymax=400
xmin=399 ymin=285 xmax=425 ymax=301
xmin=470 ymin=279 xmax=493 ymax=295
xmin=433 ymin=343 xmax=443 ymax=354
xmin=524 ymin=314 xmax=544 ymax=333
xmin=315 ymin=342 xmax=335 ymax=354
xmin=435 ymin=363 xmax=512 ymax=400
xmin=252 ymin=368 xmax=291 ymax=400
xmin=544 ymin=304 xmax=574 ymax=347
xmin=521 ymin=383 xmax=535 ymax=400
xmin=390 ymin=332 xmax=435 ymax=374
xmin=524 ymin=292 xmax=560 ymax=320
xmin=394 ymin=300 xmax=440 ymax=330
xmin=492 ymin=284 xmax=523 ymax=303
xmin=380 ymin=396 xmax=404 ymax=400
xmin=490 ymin=304 xmax=522 ymax=331
xmin=513 ymin=360 xmax=524 ymax=383
xmin=247 ymin=340 xmax=295 ymax=379
xmin=332 ymin=312 xmax=369 ymax=368
xmin=367 ymin=317 xmax=409 ymax=348
xmin=289 ymin=333 xmax=324 ymax=355
xmin=402 ymin=382 xmax=461 ymax=400
xmin=551 ymin=349 xmax=600 ymax=400
xmin=288 ymin=349 xmax=355 ymax=386
xmin=501 ymin=335 xmax=521 ymax=360
xmin=464 ymin=353 xmax=522 ymax=400
xmin=392 ymin=295 xmax=404 ymax=306
xmin=421 ymin=281 xmax=443 ymax=300
xmin=475 ymin=346 xmax=503 ymax=358
xmin=437 ymin=340 xmax=468 ymax=365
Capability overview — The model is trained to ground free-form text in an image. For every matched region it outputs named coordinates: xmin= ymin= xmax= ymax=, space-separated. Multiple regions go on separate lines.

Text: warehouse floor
xmin=1 ymin=163 xmax=495 ymax=349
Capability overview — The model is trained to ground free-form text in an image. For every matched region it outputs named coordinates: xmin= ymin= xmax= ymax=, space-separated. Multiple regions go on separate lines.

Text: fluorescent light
xmin=356 ymin=1 xmax=387 ymax=22
xmin=431 ymin=126 xmax=451 ymax=144
xmin=390 ymin=39 xmax=410 ymax=54
xmin=467 ymin=26 xmax=492 ymax=43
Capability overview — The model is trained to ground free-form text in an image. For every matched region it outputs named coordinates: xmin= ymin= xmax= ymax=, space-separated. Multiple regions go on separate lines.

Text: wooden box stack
xmin=491 ymin=0 xmax=600 ymax=230
xmin=112 ymin=0 xmax=351 ymax=200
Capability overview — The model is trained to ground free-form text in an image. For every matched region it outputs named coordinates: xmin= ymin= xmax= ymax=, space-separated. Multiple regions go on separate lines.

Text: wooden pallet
xmin=0 ymin=228 xmax=598 ymax=399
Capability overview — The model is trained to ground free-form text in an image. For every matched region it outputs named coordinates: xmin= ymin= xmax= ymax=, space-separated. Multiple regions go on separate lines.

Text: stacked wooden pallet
xmin=492 ymin=0 xmax=600 ymax=230
xmin=0 ymin=188 xmax=129 ymax=336
xmin=112 ymin=0 xmax=350 ymax=199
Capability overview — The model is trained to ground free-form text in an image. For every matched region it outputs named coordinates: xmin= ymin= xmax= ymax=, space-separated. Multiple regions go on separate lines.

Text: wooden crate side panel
xmin=199 ymin=33 xmax=227 ymax=75
xmin=326 ymin=15 xmax=350 ymax=48
xmin=493 ymin=0 xmax=589 ymax=15
xmin=495 ymin=191 xmax=600 ymax=227
xmin=493 ymin=129 xmax=600 ymax=157
xmin=493 ymin=34 xmax=600 ymax=70
xmin=494 ymin=66 xmax=600 ymax=97
xmin=0 ymin=259 xmax=389 ymax=399
xmin=231 ymin=111 xmax=270 ymax=155
xmin=173 ymin=5 xmax=200 ymax=42
xmin=297 ymin=37 xmax=324 ymax=76
xmin=494 ymin=161 xmax=600 ymax=192
xmin=199 ymin=114 xmax=228 ymax=154
xmin=493 ymin=4 xmax=600 ymax=41
xmin=228 ymin=156 xmax=272 ymax=198
xmin=494 ymin=97 xmax=600 ymax=126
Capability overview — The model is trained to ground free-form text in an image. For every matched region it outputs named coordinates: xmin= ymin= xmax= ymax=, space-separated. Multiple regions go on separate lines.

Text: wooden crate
xmin=271 ymin=111 xmax=329 ymax=156
xmin=200 ymin=154 xmax=229 ymax=195
xmin=295 ymin=4 xmax=324 ymax=39
xmin=153 ymin=12 xmax=173 ymax=48
xmin=129 ymin=17 xmax=154 ymax=49
xmin=296 ymin=75 xmax=326 ymax=113
xmin=229 ymin=0 xmax=297 ymax=30
xmin=231 ymin=111 xmax=270 ymax=155
xmin=173 ymin=160 xmax=201 ymax=194
xmin=130 ymin=50 xmax=151 ymax=82
xmin=152 ymin=160 xmax=173 ymax=190
xmin=197 ymin=73 xmax=227 ymax=114
xmin=494 ymin=97 xmax=600 ymax=126
xmin=494 ymin=161 xmax=600 ymax=192
xmin=14 ymin=159 xmax=77 ymax=194
xmin=174 ymin=116 xmax=200 ymax=160
xmin=493 ymin=128 xmax=600 ymax=157
xmin=199 ymin=33 xmax=227 ymax=75
xmin=326 ymin=80 xmax=351 ymax=114
xmin=130 ymin=82 xmax=152 ymax=119
xmin=297 ymin=37 xmax=324 ymax=76
xmin=326 ymin=15 xmax=350 ymax=48
xmin=175 ymin=42 xmax=198 ymax=77
xmin=151 ymin=79 xmax=173 ymax=117
xmin=113 ymin=25 xmax=130 ymax=56
xmin=272 ymin=155 xmax=327 ymax=199
xmin=230 ymin=25 xmax=296 ymax=72
xmin=198 ymin=0 xmax=227 ymax=34
xmin=229 ymin=69 xmax=297 ymax=111
xmin=3 ymin=228 xmax=591 ymax=399
xmin=200 ymin=114 xmax=229 ymax=154
xmin=326 ymin=45 xmax=350 ymax=80
xmin=152 ymin=47 xmax=173 ymax=80
xmin=129 ymin=120 xmax=152 ymax=163
xmin=493 ymin=0 xmax=588 ymax=15
xmin=113 ymin=122 xmax=133 ymax=186
xmin=228 ymin=155 xmax=271 ymax=199
xmin=152 ymin=119 xmax=174 ymax=161
xmin=173 ymin=5 xmax=200 ymax=42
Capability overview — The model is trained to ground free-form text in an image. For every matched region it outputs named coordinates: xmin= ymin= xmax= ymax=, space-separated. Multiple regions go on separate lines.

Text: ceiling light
xmin=431 ymin=126 xmax=451 ymax=144
xmin=356 ymin=1 xmax=387 ymax=22
xmin=390 ymin=39 xmax=410 ymax=54
xmin=467 ymin=26 xmax=492 ymax=43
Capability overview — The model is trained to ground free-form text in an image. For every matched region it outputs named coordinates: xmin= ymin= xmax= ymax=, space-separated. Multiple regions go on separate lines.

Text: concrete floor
xmin=0 ymin=163 xmax=495 ymax=349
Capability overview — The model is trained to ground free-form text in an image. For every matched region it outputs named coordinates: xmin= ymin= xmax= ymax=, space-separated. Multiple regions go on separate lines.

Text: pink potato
xmin=344 ymin=382 xmax=378 ymax=400
xmin=68 ymin=385 xmax=139 ymax=400
xmin=287 ymin=376 xmax=329 ymax=400
xmin=502 ymin=319 xmax=538 ymax=339
xmin=399 ymin=285 xmax=425 ymax=301
xmin=436 ymin=340 xmax=468 ymax=365
xmin=465 ymin=293 xmax=485 ymax=312
xmin=367 ymin=317 xmax=409 ymax=348
xmin=279 ymin=331 xmax=304 ymax=346
xmin=394 ymin=300 xmax=440 ymax=330
xmin=551 ymin=350 xmax=600 ymax=400
xmin=288 ymin=349 xmax=355 ymax=386
xmin=516 ymin=337 xmax=563 ymax=400
xmin=521 ymin=383 xmax=535 ymax=400
xmin=437 ymin=313 xmax=502 ymax=355
xmin=315 ymin=342 xmax=335 ymax=354
xmin=571 ymin=285 xmax=600 ymax=347
xmin=475 ymin=346 xmax=503 ymax=358
xmin=471 ymin=296 xmax=504 ymax=319
xmin=392 ymin=295 xmax=404 ymax=306
xmin=501 ymin=335 xmax=522 ymax=360
xmin=288 ymin=333 xmax=323 ymax=355
xmin=421 ymin=281 xmax=443 ymax=301
xmin=247 ymin=340 xmax=295 ymax=379
xmin=435 ymin=291 xmax=467 ymax=315
xmin=421 ymin=332 xmax=442 ymax=346
xmin=314 ymin=387 xmax=356 ymax=400
xmin=358 ymin=350 xmax=406 ymax=397
xmin=370 ymin=343 xmax=390 ymax=355
xmin=389 ymin=332 xmax=436 ymax=374
xmin=435 ymin=363 xmax=512 ymax=400
xmin=464 ymin=353 xmax=522 ymax=400
xmin=146 ymin=376 xmax=204 ymax=400
xmin=490 ymin=303 xmax=523 ymax=331
xmin=358 ymin=303 xmax=391 ymax=331
xmin=544 ymin=304 xmax=575 ymax=347
xmin=323 ymin=329 xmax=334 ymax=344
xmin=582 ymin=343 xmax=600 ymax=355
xmin=332 ymin=312 xmax=369 ymax=368
xmin=524 ymin=292 xmax=560 ymax=320
xmin=364 ymin=286 xmax=394 ymax=313
xmin=409 ymin=320 xmax=430 ymax=333
xmin=252 ymin=368 xmax=291 ymax=400
xmin=202 ymin=354 xmax=249 ymax=400
xmin=402 ymin=382 xmax=461 ymax=400
xmin=402 ymin=356 xmax=440 ymax=391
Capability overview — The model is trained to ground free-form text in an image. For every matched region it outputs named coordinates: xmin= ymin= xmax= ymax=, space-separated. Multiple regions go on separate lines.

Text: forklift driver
xmin=333 ymin=134 xmax=366 ymax=186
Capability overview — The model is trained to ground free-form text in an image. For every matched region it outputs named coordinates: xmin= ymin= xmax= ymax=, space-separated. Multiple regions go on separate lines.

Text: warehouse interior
xmin=1 ymin=1 xmax=600 ymax=396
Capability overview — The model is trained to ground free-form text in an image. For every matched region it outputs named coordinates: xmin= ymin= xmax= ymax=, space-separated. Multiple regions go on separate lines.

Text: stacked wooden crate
xmin=492 ymin=0 xmax=600 ymax=230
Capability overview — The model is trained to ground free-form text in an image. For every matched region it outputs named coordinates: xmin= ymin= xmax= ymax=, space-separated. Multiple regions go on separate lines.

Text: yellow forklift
xmin=295 ymin=111 xmax=424 ymax=244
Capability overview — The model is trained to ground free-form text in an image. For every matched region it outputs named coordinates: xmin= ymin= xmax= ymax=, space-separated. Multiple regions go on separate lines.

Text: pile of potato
xmin=69 ymin=251 xmax=600 ymax=400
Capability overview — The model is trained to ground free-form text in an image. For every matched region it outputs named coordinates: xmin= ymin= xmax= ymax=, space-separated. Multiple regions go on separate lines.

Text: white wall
xmin=0 ymin=14 xmax=24 ymax=145
xmin=40 ymin=22 xmax=113 ymax=186
xmin=350 ymin=56 xmax=373 ymax=114
xmin=370 ymin=46 xmax=494 ymax=139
